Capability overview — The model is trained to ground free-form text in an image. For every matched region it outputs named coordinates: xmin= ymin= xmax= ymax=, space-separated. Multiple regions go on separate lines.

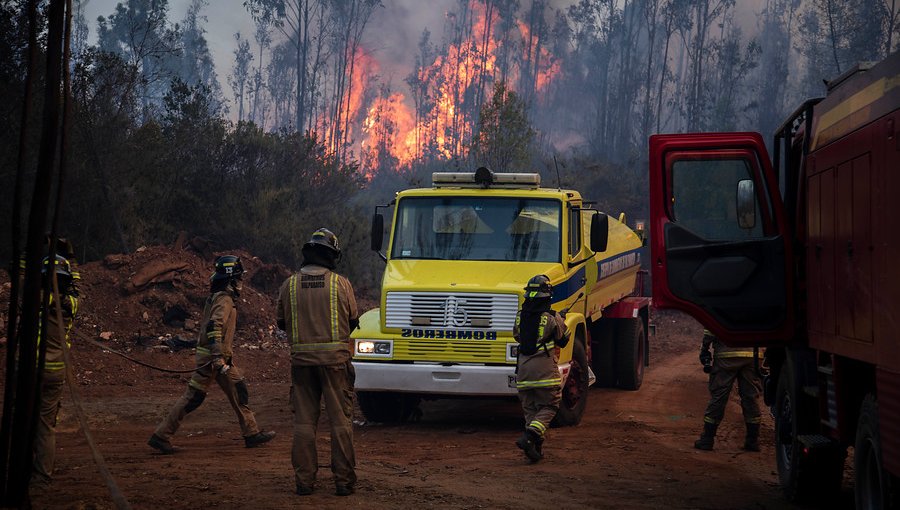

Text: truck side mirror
xmin=736 ymin=179 xmax=756 ymax=229
xmin=590 ymin=212 xmax=609 ymax=252
xmin=371 ymin=213 xmax=384 ymax=252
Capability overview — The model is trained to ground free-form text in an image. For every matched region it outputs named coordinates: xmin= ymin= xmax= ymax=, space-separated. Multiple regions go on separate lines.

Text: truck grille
xmin=385 ymin=292 xmax=519 ymax=331
xmin=394 ymin=340 xmax=505 ymax=360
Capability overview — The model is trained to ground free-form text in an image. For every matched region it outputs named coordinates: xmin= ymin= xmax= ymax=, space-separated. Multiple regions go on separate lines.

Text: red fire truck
xmin=648 ymin=51 xmax=899 ymax=507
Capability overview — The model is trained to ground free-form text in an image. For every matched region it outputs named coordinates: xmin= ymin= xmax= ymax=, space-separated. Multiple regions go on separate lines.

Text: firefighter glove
xmin=699 ymin=349 xmax=712 ymax=367
xmin=212 ymin=357 xmax=226 ymax=372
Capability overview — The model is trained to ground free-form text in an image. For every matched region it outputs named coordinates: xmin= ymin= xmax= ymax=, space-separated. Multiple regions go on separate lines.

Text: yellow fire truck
xmin=352 ymin=167 xmax=650 ymax=424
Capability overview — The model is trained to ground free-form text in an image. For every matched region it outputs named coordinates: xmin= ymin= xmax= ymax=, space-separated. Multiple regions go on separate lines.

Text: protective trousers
xmin=516 ymin=352 xmax=561 ymax=438
xmin=155 ymin=360 xmax=260 ymax=440
xmin=290 ymin=361 xmax=356 ymax=489
xmin=702 ymin=356 xmax=762 ymax=425
xmin=518 ymin=386 xmax=561 ymax=438
xmin=32 ymin=369 xmax=66 ymax=486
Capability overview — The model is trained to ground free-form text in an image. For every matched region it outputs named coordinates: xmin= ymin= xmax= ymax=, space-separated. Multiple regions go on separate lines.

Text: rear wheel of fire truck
xmin=614 ymin=318 xmax=644 ymax=390
xmin=553 ymin=335 xmax=589 ymax=427
xmin=855 ymin=395 xmax=895 ymax=510
xmin=356 ymin=391 xmax=421 ymax=424
xmin=590 ymin=318 xmax=616 ymax=387
xmin=774 ymin=359 xmax=843 ymax=502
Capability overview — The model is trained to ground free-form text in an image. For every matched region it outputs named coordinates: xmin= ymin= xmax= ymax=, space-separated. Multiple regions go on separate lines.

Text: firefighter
xmin=276 ymin=228 xmax=359 ymax=497
xmin=694 ymin=329 xmax=763 ymax=451
xmin=15 ymin=237 xmax=81 ymax=296
xmin=513 ymin=274 xmax=568 ymax=463
xmin=148 ymin=255 xmax=275 ymax=454
xmin=31 ymin=255 xmax=79 ymax=491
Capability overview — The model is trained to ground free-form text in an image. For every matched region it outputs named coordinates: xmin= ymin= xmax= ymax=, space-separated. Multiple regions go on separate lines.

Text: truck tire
xmin=855 ymin=395 xmax=893 ymax=510
xmin=590 ymin=319 xmax=616 ymax=387
xmin=356 ymin=391 xmax=420 ymax=424
xmin=614 ymin=318 xmax=644 ymax=390
xmin=774 ymin=359 xmax=844 ymax=502
xmin=553 ymin=337 xmax=589 ymax=427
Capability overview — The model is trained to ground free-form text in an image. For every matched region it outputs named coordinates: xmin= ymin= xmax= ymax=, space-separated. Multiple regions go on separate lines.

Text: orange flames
xmin=356 ymin=2 xmax=560 ymax=175
xmin=362 ymin=92 xmax=417 ymax=170
xmin=318 ymin=46 xmax=379 ymax=157
xmin=518 ymin=19 xmax=560 ymax=92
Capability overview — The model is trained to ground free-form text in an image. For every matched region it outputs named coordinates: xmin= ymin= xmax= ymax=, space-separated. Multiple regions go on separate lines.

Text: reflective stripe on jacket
xmin=514 ymin=310 xmax=565 ymax=389
xmin=196 ymin=291 xmax=236 ymax=361
xmin=702 ymin=329 xmax=761 ymax=359
xmin=277 ymin=265 xmax=359 ymax=366
xmin=38 ymin=293 xmax=79 ymax=371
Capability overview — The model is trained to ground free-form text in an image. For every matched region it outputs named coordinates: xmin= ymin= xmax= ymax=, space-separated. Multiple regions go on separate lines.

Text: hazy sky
xmin=81 ymin=0 xmax=461 ymax=86
xmin=80 ymin=0 xmax=765 ymax=117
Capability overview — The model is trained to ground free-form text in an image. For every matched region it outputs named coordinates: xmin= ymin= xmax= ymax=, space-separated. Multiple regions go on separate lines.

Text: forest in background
xmin=1 ymin=0 xmax=897 ymax=296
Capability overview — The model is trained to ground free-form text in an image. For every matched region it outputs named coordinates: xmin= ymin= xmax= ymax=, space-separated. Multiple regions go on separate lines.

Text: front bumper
xmin=353 ymin=361 xmax=518 ymax=396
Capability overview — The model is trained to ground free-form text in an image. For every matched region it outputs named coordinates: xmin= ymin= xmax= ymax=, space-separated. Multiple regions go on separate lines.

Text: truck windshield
xmin=390 ymin=197 xmax=561 ymax=262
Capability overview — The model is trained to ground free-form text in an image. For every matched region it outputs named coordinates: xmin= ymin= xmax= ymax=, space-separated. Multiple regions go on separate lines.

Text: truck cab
xmin=648 ymin=52 xmax=900 ymax=507
xmin=351 ymin=168 xmax=650 ymax=425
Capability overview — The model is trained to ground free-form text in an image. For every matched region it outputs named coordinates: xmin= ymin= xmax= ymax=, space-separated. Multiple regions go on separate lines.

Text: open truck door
xmin=649 ymin=132 xmax=795 ymax=346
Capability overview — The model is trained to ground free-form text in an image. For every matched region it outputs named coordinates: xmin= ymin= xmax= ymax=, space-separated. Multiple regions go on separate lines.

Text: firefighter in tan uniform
xmin=276 ymin=228 xmax=359 ymax=497
xmin=513 ymin=275 xmax=568 ymax=463
xmin=148 ymin=255 xmax=275 ymax=454
xmin=31 ymin=255 xmax=79 ymax=490
xmin=694 ymin=329 xmax=763 ymax=451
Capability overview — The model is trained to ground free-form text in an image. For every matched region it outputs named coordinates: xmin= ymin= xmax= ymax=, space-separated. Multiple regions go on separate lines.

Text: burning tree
xmin=360 ymin=0 xmax=558 ymax=174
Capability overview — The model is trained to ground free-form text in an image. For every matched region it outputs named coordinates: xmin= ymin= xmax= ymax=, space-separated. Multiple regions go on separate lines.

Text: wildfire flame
xmin=318 ymin=46 xmax=379 ymax=157
xmin=357 ymin=3 xmax=560 ymax=175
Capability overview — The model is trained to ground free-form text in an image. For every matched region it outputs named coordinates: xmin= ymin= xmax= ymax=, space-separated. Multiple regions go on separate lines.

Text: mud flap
xmin=588 ymin=366 xmax=597 ymax=387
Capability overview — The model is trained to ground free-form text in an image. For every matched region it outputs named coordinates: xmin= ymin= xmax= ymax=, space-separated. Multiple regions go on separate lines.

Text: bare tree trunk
xmin=295 ymin=28 xmax=306 ymax=132
xmin=6 ymin=0 xmax=65 ymax=505
xmin=475 ymin=0 xmax=494 ymax=121
xmin=614 ymin=0 xmax=638 ymax=155
xmin=297 ymin=0 xmax=310 ymax=133
xmin=656 ymin=22 xmax=671 ymax=134
xmin=307 ymin=2 xmax=328 ymax=135
xmin=824 ymin=0 xmax=842 ymax=73
xmin=1 ymin=0 xmax=39 ymax=498
xmin=642 ymin=0 xmax=660 ymax=139
xmin=887 ymin=0 xmax=898 ymax=56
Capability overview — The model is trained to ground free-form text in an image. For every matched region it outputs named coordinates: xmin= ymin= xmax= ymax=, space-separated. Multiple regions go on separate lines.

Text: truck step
xmin=802 ymin=384 xmax=819 ymax=398
xmin=797 ymin=434 xmax=836 ymax=449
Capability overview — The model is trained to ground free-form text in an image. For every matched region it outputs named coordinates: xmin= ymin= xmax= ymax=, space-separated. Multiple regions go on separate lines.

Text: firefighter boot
xmin=516 ymin=429 xmax=543 ymax=463
xmin=693 ymin=422 xmax=717 ymax=451
xmin=148 ymin=434 xmax=176 ymax=455
xmin=743 ymin=423 xmax=761 ymax=452
xmin=245 ymin=430 xmax=276 ymax=448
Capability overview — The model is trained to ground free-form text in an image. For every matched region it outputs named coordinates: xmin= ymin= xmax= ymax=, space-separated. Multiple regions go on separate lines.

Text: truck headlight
xmin=356 ymin=340 xmax=392 ymax=356
xmin=507 ymin=343 xmax=518 ymax=362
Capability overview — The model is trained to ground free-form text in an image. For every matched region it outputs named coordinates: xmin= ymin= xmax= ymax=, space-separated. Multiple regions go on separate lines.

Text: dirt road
xmin=20 ymin=311 xmax=852 ymax=509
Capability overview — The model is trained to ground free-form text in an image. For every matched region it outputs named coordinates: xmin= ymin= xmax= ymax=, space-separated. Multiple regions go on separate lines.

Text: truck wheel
xmin=774 ymin=359 xmax=843 ymax=502
xmin=614 ymin=318 xmax=644 ymax=390
xmin=590 ymin=319 xmax=616 ymax=387
xmin=775 ymin=361 xmax=809 ymax=501
xmin=855 ymin=395 xmax=891 ymax=510
xmin=356 ymin=391 xmax=421 ymax=424
xmin=553 ymin=338 xmax=589 ymax=427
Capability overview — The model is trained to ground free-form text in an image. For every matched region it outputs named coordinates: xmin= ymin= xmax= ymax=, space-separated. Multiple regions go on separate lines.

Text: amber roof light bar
xmin=432 ymin=167 xmax=541 ymax=189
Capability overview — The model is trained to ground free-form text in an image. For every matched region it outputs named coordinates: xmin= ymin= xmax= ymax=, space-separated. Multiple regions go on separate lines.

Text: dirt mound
xmin=0 ymin=241 xmax=377 ymax=385
xmin=76 ymin=244 xmax=287 ymax=346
